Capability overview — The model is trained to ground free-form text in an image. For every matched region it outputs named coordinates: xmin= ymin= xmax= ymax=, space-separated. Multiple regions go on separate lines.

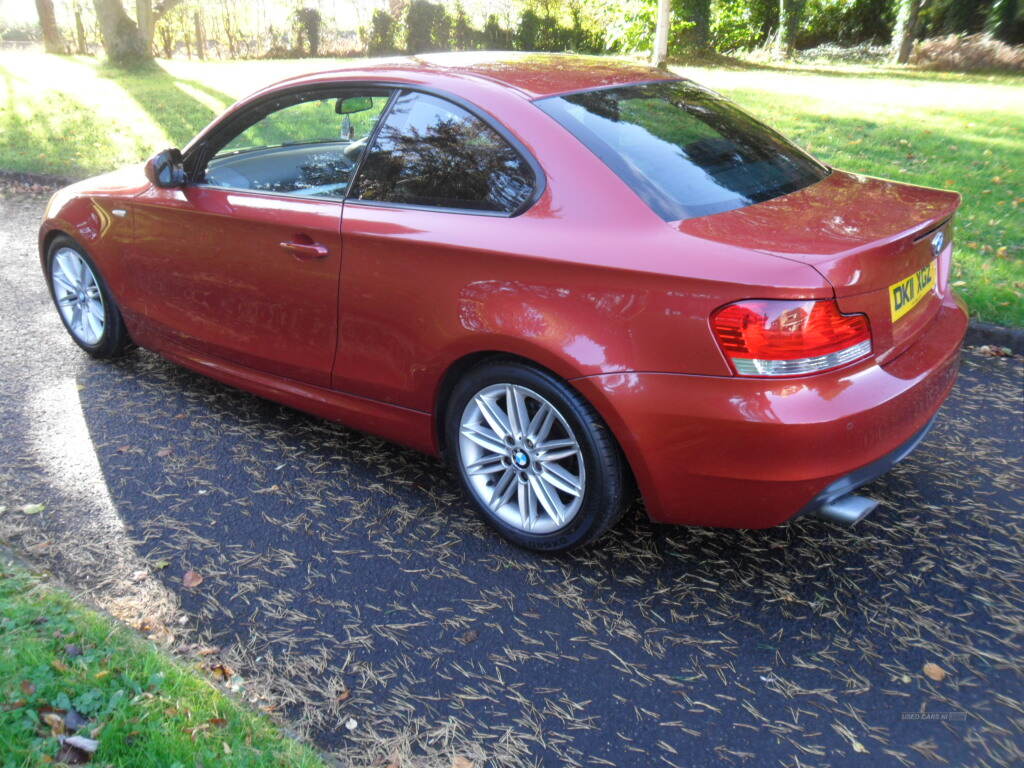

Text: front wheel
xmin=446 ymin=361 xmax=628 ymax=552
xmin=46 ymin=236 xmax=132 ymax=359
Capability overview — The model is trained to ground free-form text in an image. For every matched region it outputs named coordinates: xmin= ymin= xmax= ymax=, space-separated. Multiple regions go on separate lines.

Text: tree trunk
xmin=194 ymin=10 xmax=205 ymax=61
xmin=75 ymin=8 xmax=88 ymax=54
xmin=689 ymin=0 xmax=712 ymax=50
xmin=891 ymin=0 xmax=922 ymax=64
xmin=653 ymin=0 xmax=671 ymax=68
xmin=777 ymin=0 xmax=806 ymax=59
xmin=35 ymin=0 xmax=64 ymax=54
xmin=93 ymin=0 xmax=152 ymax=66
xmin=136 ymin=0 xmax=153 ymax=51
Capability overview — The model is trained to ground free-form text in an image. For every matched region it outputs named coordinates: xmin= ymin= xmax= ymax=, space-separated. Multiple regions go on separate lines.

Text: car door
xmin=335 ymin=89 xmax=539 ymax=407
xmin=130 ymin=88 xmax=392 ymax=388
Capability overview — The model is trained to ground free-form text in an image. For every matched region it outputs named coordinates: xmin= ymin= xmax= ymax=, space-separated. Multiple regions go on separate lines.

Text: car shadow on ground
xmin=33 ymin=344 xmax=1018 ymax=767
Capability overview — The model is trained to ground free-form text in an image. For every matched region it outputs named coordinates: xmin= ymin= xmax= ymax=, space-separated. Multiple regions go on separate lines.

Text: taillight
xmin=712 ymin=299 xmax=871 ymax=376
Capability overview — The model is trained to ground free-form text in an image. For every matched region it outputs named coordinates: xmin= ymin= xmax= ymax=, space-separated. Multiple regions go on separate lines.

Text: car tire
xmin=46 ymin=235 xmax=133 ymax=359
xmin=446 ymin=360 xmax=628 ymax=552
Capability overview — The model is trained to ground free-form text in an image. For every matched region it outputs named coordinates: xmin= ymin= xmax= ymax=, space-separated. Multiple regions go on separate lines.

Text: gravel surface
xmin=1 ymin=183 xmax=1022 ymax=767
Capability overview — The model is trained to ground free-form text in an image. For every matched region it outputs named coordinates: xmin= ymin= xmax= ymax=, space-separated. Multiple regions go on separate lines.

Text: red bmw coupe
xmin=40 ymin=53 xmax=967 ymax=550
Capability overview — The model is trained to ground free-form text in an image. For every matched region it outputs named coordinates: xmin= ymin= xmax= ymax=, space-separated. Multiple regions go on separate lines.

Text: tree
xmin=776 ymin=0 xmax=806 ymax=58
xmin=891 ymin=0 xmax=922 ymax=64
xmin=364 ymin=9 xmax=396 ymax=56
xmin=35 ymin=0 xmax=64 ymax=54
xmin=988 ymin=0 xmax=1020 ymax=43
xmin=653 ymin=0 xmax=671 ymax=65
xmin=93 ymin=0 xmax=151 ymax=66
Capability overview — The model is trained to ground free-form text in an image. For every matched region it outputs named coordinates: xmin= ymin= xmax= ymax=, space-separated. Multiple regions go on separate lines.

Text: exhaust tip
xmin=814 ymin=494 xmax=879 ymax=526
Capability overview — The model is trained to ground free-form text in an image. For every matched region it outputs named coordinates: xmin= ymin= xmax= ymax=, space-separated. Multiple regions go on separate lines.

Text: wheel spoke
xmin=539 ymin=463 xmax=583 ymax=498
xmin=53 ymin=272 xmax=76 ymax=293
xmin=517 ymin=477 xmax=537 ymax=531
xmin=490 ymin=468 xmax=517 ymax=508
xmin=474 ymin=394 xmax=511 ymax=440
xmin=526 ymin=403 xmax=555 ymax=443
xmin=460 ymin=424 xmax=506 ymax=455
xmin=536 ymin=438 xmax=578 ymax=462
xmin=505 ymin=384 xmax=528 ymax=437
xmin=57 ymin=294 xmax=76 ymax=307
xmin=530 ymin=474 xmax=565 ymax=526
xmin=465 ymin=453 xmax=505 ymax=476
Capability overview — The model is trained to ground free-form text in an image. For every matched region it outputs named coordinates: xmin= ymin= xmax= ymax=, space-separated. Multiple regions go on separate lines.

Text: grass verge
xmin=0 ymin=555 xmax=327 ymax=768
xmin=0 ymin=51 xmax=1020 ymax=326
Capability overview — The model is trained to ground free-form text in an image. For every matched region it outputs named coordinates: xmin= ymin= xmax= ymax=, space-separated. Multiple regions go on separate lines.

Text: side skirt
xmin=141 ymin=331 xmax=437 ymax=456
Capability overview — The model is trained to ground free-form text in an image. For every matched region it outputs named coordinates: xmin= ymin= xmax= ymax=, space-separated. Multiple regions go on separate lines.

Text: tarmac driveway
xmin=1 ymin=183 xmax=1022 ymax=767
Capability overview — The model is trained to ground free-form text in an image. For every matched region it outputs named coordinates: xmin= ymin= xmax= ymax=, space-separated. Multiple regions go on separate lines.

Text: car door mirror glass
xmin=145 ymin=148 xmax=186 ymax=188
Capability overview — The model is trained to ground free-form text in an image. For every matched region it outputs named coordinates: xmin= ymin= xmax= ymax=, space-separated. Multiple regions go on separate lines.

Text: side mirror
xmin=144 ymin=148 xmax=186 ymax=188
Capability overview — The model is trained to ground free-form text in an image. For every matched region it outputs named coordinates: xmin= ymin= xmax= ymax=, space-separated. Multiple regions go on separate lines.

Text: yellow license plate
xmin=889 ymin=260 xmax=938 ymax=322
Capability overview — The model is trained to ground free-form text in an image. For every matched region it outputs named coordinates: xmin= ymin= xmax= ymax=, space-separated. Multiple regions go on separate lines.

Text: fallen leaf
xmin=20 ymin=680 xmax=35 ymax=696
xmin=20 ymin=503 xmax=45 ymax=515
xmin=345 ymin=717 xmax=358 ymax=731
xmin=153 ymin=560 xmax=171 ymax=570
xmin=156 ymin=448 xmax=173 ymax=457
xmin=210 ymin=664 xmax=234 ymax=681
xmin=64 ymin=734 xmax=99 ymax=753
xmin=64 ymin=644 xmax=82 ymax=658
xmin=208 ymin=718 xmax=228 ymax=727
xmin=130 ymin=570 xmax=148 ymax=582
xmin=459 ymin=629 xmax=479 ymax=644
xmin=337 ymin=689 xmax=351 ymax=702
xmin=977 ymin=345 xmax=1013 ymax=357
xmin=223 ymin=741 xmax=232 ymax=754
xmin=923 ymin=662 xmax=947 ymax=681
xmin=452 ymin=757 xmax=475 ymax=768
xmin=51 ymin=659 xmax=69 ymax=673
xmin=182 ymin=570 xmax=203 ymax=588
xmin=41 ymin=711 xmax=65 ymax=735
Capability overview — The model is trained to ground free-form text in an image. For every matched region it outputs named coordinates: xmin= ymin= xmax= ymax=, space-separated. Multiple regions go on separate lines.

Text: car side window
xmin=201 ymin=91 xmax=391 ymax=200
xmin=352 ymin=91 xmax=535 ymax=214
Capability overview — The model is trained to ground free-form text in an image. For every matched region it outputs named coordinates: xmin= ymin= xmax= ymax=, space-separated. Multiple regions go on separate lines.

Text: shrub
xmin=911 ymin=32 xmax=1024 ymax=71
xmin=363 ymin=9 xmax=397 ymax=56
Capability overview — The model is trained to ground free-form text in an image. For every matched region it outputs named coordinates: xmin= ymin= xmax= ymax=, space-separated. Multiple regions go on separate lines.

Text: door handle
xmin=280 ymin=239 xmax=329 ymax=260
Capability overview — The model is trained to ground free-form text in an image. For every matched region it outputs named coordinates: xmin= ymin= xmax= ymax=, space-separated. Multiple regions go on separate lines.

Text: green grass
xmin=0 ymin=556 xmax=327 ymax=768
xmin=0 ymin=51 xmax=1020 ymax=326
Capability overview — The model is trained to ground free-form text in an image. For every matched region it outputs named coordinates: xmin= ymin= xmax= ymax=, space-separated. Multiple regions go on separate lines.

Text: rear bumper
xmin=572 ymin=291 xmax=967 ymax=528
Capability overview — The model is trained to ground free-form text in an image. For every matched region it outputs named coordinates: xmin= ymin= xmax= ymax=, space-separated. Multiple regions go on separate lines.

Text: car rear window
xmin=536 ymin=80 xmax=829 ymax=221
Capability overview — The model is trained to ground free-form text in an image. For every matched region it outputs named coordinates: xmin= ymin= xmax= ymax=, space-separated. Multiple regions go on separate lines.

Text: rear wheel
xmin=46 ymin=236 xmax=132 ymax=359
xmin=446 ymin=361 xmax=627 ymax=551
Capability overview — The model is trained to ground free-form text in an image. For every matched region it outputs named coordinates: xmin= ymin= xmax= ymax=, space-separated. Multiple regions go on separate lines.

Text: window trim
xmin=182 ymin=82 xmax=546 ymax=217
xmin=183 ymin=84 xmax=397 ymax=202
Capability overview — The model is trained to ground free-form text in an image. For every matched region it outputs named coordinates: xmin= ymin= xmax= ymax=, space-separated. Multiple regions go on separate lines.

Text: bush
xmin=363 ymin=9 xmax=397 ymax=56
xmin=406 ymin=0 xmax=450 ymax=54
xmin=911 ymin=32 xmax=1024 ymax=71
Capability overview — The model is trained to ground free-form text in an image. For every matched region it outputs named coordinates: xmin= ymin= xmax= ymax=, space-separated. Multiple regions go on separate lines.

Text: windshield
xmin=536 ymin=80 xmax=829 ymax=221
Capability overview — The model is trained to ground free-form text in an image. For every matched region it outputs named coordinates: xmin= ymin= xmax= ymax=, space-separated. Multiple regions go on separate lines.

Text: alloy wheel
xmin=51 ymin=247 xmax=105 ymax=346
xmin=458 ymin=383 xmax=586 ymax=534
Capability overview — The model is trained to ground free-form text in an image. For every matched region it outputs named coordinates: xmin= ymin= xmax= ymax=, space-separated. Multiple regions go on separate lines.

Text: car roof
xmin=264 ymin=52 xmax=676 ymax=100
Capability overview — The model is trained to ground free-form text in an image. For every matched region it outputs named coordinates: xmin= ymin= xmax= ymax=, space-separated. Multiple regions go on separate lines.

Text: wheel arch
xmin=432 ymin=350 xmax=638 ymax=497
